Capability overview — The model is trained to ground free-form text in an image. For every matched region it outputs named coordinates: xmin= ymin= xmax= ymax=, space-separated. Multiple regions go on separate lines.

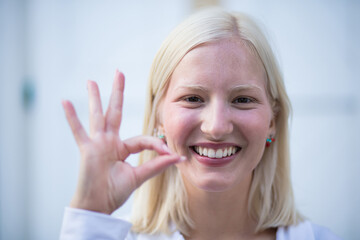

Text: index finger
xmin=120 ymin=135 xmax=172 ymax=161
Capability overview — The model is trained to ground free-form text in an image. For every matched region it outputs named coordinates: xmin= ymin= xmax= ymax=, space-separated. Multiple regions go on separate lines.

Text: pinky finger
xmin=62 ymin=100 xmax=89 ymax=146
xmin=133 ymin=154 xmax=185 ymax=188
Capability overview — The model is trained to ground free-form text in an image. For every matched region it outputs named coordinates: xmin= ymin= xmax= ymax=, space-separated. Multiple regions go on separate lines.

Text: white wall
xmin=0 ymin=0 xmax=358 ymax=239
xmin=0 ymin=1 xmax=28 ymax=239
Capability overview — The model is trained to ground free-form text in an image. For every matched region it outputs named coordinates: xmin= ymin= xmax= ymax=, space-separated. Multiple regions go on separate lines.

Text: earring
xmin=266 ymin=136 xmax=275 ymax=147
xmin=154 ymin=128 xmax=166 ymax=142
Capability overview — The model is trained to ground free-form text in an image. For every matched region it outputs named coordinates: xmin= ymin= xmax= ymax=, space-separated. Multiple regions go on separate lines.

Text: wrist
xmin=70 ymin=197 xmax=112 ymax=215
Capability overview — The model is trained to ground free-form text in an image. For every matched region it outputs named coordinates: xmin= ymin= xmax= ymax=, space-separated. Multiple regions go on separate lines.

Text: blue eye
xmin=184 ymin=96 xmax=203 ymax=103
xmin=233 ymin=97 xmax=255 ymax=104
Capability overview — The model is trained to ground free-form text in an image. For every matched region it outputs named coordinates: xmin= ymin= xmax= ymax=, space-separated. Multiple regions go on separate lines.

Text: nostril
xmin=200 ymin=104 xmax=233 ymax=138
xmin=200 ymin=122 xmax=233 ymax=140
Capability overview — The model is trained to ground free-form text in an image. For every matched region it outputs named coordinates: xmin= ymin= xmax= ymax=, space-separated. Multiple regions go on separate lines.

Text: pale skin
xmin=63 ymin=38 xmax=276 ymax=239
xmin=160 ymin=38 xmax=276 ymax=240
xmin=62 ymin=70 xmax=184 ymax=215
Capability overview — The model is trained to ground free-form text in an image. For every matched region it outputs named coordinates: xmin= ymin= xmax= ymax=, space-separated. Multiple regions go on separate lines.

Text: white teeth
xmin=194 ymin=146 xmax=239 ymax=158
xmin=215 ymin=149 xmax=223 ymax=158
xmin=203 ymin=148 xmax=208 ymax=156
xmin=208 ymin=149 xmax=215 ymax=158
xmin=223 ymin=148 xmax=228 ymax=157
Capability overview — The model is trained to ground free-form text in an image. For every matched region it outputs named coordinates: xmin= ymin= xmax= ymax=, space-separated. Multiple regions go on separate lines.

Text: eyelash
xmin=183 ymin=96 xmax=203 ymax=103
xmin=181 ymin=96 xmax=257 ymax=105
xmin=232 ymin=97 xmax=256 ymax=104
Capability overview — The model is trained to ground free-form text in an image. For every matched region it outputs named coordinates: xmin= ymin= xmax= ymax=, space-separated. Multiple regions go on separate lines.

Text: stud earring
xmin=266 ymin=136 xmax=275 ymax=147
xmin=154 ymin=128 xmax=166 ymax=142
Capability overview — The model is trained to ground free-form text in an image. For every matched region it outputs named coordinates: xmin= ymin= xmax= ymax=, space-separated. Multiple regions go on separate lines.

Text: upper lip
xmin=190 ymin=142 xmax=241 ymax=149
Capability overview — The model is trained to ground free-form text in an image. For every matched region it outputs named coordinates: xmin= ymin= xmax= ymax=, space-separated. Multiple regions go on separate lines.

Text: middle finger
xmin=105 ymin=70 xmax=125 ymax=134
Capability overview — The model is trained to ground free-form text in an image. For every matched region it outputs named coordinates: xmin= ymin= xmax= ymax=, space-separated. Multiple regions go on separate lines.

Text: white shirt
xmin=60 ymin=208 xmax=342 ymax=240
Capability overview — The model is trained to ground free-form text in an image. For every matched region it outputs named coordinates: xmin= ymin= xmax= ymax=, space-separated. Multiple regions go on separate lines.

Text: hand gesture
xmin=62 ymin=70 xmax=184 ymax=214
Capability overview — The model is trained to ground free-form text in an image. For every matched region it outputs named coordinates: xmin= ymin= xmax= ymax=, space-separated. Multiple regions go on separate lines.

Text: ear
xmin=156 ymin=99 xmax=165 ymax=131
xmin=156 ymin=106 xmax=165 ymax=136
xmin=268 ymin=116 xmax=276 ymax=137
xmin=155 ymin=106 xmax=165 ymax=137
xmin=157 ymin=124 xmax=165 ymax=135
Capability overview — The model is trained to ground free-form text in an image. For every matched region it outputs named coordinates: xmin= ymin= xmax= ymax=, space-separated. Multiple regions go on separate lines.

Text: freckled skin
xmin=160 ymin=38 xmax=275 ymax=193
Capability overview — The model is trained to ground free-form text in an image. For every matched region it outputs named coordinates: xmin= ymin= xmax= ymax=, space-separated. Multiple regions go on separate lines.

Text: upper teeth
xmin=194 ymin=146 xmax=238 ymax=158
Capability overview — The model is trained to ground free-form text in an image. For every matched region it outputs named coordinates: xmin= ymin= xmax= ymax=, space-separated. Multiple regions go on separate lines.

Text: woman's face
xmin=160 ymin=38 xmax=275 ymax=192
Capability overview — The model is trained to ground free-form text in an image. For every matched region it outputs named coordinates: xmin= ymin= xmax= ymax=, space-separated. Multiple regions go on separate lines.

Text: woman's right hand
xmin=62 ymin=70 xmax=184 ymax=215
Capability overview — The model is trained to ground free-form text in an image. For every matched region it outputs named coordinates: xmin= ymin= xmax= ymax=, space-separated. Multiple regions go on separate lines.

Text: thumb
xmin=133 ymin=154 xmax=186 ymax=188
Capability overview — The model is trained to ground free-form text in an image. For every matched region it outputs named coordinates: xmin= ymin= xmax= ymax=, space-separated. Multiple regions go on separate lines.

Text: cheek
xmin=237 ymin=109 xmax=272 ymax=142
xmin=235 ymin=110 xmax=272 ymax=172
xmin=162 ymin=106 xmax=198 ymax=153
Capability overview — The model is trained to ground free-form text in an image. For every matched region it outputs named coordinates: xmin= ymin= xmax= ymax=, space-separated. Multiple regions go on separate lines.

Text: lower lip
xmin=192 ymin=149 xmax=238 ymax=167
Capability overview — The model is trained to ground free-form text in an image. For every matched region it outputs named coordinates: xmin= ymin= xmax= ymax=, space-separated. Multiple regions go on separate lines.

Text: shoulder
xmin=276 ymin=220 xmax=342 ymax=240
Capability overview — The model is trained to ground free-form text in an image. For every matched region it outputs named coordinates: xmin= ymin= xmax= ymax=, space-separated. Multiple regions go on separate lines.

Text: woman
xmin=60 ymin=8 xmax=341 ymax=240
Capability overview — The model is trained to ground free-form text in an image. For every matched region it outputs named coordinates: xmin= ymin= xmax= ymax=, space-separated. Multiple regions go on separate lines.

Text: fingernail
xmin=178 ymin=156 xmax=186 ymax=162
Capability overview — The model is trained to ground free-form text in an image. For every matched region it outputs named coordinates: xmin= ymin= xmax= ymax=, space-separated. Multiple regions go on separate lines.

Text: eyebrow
xmin=231 ymin=84 xmax=263 ymax=93
xmin=174 ymin=85 xmax=208 ymax=92
xmin=174 ymin=84 xmax=263 ymax=93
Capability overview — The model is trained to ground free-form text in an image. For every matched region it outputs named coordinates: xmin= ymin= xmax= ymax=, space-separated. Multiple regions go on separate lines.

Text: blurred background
xmin=0 ymin=0 xmax=359 ymax=239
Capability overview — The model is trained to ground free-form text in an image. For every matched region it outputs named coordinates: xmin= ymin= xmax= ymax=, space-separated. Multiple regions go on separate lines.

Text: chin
xmin=198 ymin=183 xmax=233 ymax=193
xmin=185 ymin=174 xmax=237 ymax=193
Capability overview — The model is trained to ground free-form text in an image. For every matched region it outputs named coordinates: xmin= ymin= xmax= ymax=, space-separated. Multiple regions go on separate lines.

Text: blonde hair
xmin=131 ymin=8 xmax=303 ymax=235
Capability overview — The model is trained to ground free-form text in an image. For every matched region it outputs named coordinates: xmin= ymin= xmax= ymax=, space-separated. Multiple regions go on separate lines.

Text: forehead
xmin=169 ymin=38 xmax=267 ymax=90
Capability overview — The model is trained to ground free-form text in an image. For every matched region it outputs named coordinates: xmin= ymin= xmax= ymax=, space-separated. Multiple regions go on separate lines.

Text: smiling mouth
xmin=191 ymin=146 xmax=241 ymax=159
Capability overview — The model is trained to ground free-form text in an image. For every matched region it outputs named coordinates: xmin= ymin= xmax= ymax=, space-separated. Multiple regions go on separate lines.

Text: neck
xmin=183 ymin=174 xmax=261 ymax=239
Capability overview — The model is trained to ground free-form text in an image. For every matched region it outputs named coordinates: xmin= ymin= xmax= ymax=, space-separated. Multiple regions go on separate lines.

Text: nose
xmin=200 ymin=100 xmax=233 ymax=140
